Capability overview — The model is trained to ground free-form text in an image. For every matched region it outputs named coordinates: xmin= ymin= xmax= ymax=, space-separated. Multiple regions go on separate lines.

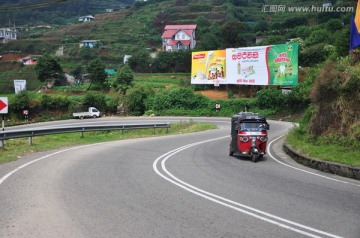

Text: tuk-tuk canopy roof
xmin=231 ymin=112 xmax=267 ymax=123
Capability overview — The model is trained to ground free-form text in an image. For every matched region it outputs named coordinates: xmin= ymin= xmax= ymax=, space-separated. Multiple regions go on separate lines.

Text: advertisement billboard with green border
xmin=191 ymin=43 xmax=298 ymax=86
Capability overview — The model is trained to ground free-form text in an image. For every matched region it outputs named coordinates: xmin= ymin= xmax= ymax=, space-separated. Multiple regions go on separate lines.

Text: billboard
xmin=191 ymin=50 xmax=226 ymax=84
xmin=14 ymin=79 xmax=27 ymax=94
xmin=191 ymin=43 xmax=298 ymax=86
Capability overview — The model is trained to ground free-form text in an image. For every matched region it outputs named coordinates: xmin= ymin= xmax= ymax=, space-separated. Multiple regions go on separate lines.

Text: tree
xmin=34 ymin=54 xmax=64 ymax=83
xmin=220 ymin=21 xmax=248 ymax=48
xmin=83 ymin=92 xmax=107 ymax=111
xmin=124 ymin=85 xmax=154 ymax=116
xmin=127 ymin=49 xmax=152 ymax=72
xmin=196 ymin=32 xmax=221 ymax=51
xmin=304 ymin=29 xmax=332 ymax=47
xmin=80 ymin=47 xmax=94 ymax=61
xmin=299 ymin=43 xmax=328 ymax=67
xmin=325 ymin=19 xmax=343 ymax=31
xmin=86 ymin=58 xmax=107 ymax=90
xmin=113 ymin=64 xmax=134 ymax=95
xmin=334 ymin=28 xmax=350 ymax=57
xmin=149 ymin=87 xmax=209 ymax=111
xmin=282 ymin=16 xmax=308 ymax=28
xmin=69 ymin=64 xmax=84 ymax=84
xmin=290 ymin=25 xmax=312 ymax=39
xmin=260 ymin=36 xmax=285 ymax=45
xmin=229 ymin=0 xmax=248 ymax=6
xmin=153 ymin=51 xmax=175 ymax=72
xmin=196 ymin=15 xmax=211 ymax=27
xmin=174 ymin=51 xmax=192 ymax=72
xmin=9 ymin=91 xmax=35 ymax=118
xmin=253 ymin=20 xmax=268 ymax=33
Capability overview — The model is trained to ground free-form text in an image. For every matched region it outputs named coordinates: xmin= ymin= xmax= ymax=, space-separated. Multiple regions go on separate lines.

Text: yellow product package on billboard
xmin=191 ymin=50 xmax=226 ymax=84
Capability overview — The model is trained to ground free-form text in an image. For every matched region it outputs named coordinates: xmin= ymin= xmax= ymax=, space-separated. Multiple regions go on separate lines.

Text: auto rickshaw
xmin=229 ymin=112 xmax=270 ymax=162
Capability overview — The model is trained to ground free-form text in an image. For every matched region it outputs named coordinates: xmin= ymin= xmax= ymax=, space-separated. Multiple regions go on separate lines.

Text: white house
xmin=79 ymin=15 xmax=95 ymax=22
xmin=0 ymin=28 xmax=17 ymax=43
xmin=161 ymin=25 xmax=197 ymax=52
xmin=79 ymin=40 xmax=100 ymax=48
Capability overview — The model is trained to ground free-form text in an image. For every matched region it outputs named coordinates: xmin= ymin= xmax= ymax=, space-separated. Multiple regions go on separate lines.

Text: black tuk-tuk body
xmin=229 ymin=112 xmax=269 ymax=162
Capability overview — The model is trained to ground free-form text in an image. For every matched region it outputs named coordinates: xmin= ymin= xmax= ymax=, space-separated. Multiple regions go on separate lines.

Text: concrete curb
xmin=283 ymin=142 xmax=360 ymax=180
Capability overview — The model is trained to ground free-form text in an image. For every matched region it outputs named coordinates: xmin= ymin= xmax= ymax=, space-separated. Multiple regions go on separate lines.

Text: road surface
xmin=0 ymin=117 xmax=359 ymax=238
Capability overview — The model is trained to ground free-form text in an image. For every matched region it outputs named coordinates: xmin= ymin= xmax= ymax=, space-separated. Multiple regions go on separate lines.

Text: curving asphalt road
xmin=0 ymin=117 xmax=359 ymax=238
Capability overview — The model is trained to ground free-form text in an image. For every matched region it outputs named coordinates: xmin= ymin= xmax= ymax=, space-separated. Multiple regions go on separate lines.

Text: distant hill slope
xmin=0 ymin=0 xmax=132 ymax=27
xmin=0 ymin=0 xmax=357 ymax=65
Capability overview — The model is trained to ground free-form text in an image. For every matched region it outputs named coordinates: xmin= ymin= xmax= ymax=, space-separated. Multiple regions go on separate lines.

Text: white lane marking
xmin=153 ymin=136 xmax=343 ymax=238
xmin=0 ymin=143 xmax=102 ymax=185
xmin=0 ymin=119 xmax=355 ymax=237
xmin=267 ymin=134 xmax=360 ymax=187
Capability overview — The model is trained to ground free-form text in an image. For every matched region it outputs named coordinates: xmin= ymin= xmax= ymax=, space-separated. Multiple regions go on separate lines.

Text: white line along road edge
xmin=153 ymin=136 xmax=343 ymax=238
xmin=0 ymin=143 xmax=102 ymax=185
xmin=267 ymin=134 xmax=360 ymax=187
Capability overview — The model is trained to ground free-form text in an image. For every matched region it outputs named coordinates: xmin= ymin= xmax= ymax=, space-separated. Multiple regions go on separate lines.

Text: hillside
xmin=1 ymin=0 xmax=356 ymax=61
xmin=0 ymin=0 xmax=357 ymax=94
xmin=0 ymin=0 xmax=132 ymax=26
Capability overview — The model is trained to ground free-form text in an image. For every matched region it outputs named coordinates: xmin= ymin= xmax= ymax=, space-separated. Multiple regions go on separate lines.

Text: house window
xmin=182 ymin=34 xmax=185 ymax=39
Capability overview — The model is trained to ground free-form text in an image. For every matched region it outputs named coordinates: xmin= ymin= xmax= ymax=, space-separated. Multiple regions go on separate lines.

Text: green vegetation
xmin=113 ymin=64 xmax=135 ymax=94
xmin=86 ymin=58 xmax=108 ymax=90
xmin=0 ymin=0 xmax=359 ymax=169
xmin=286 ymin=130 xmax=360 ymax=167
xmin=285 ymin=58 xmax=360 ymax=167
xmin=0 ymin=121 xmax=217 ymax=164
xmin=1 ymin=0 xmax=355 ymax=70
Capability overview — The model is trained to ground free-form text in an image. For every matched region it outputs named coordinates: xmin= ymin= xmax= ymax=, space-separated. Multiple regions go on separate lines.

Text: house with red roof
xmin=161 ymin=25 xmax=197 ymax=52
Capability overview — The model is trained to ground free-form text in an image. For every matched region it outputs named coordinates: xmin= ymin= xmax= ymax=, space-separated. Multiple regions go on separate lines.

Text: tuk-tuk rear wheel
xmin=229 ymin=146 xmax=234 ymax=156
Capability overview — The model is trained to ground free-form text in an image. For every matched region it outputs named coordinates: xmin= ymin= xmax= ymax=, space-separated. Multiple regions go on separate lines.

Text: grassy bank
xmin=0 ymin=121 xmax=217 ymax=164
xmin=285 ymin=130 xmax=360 ymax=167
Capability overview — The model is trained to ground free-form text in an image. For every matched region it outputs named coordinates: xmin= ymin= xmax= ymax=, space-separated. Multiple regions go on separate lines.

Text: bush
xmin=308 ymin=59 xmax=360 ymax=137
xmin=106 ymin=95 xmax=121 ymax=114
xmin=9 ymin=91 xmax=36 ymax=117
xmin=255 ymin=88 xmax=285 ymax=110
xmin=188 ymin=4 xmax=212 ymax=12
xmin=294 ymin=106 xmax=313 ymax=135
xmin=83 ymin=92 xmax=107 ymax=111
xmin=124 ymin=85 xmax=154 ymax=116
xmin=300 ymin=43 xmax=328 ymax=67
xmin=41 ymin=94 xmax=71 ymax=111
xmin=285 ymin=73 xmax=315 ymax=113
xmin=210 ymin=99 xmax=255 ymax=115
xmin=147 ymin=87 xmax=209 ymax=112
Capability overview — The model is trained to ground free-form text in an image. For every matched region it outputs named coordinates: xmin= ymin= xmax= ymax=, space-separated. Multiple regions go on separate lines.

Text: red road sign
xmin=0 ymin=97 xmax=8 ymax=114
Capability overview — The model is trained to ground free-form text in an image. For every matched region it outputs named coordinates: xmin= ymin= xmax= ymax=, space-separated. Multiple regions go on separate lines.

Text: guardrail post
xmin=28 ymin=136 xmax=32 ymax=145
xmin=0 ymin=139 xmax=4 ymax=148
xmin=153 ymin=125 xmax=156 ymax=134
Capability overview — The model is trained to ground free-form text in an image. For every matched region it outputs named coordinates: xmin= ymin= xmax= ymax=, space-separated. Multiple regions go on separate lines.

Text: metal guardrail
xmin=0 ymin=123 xmax=171 ymax=148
